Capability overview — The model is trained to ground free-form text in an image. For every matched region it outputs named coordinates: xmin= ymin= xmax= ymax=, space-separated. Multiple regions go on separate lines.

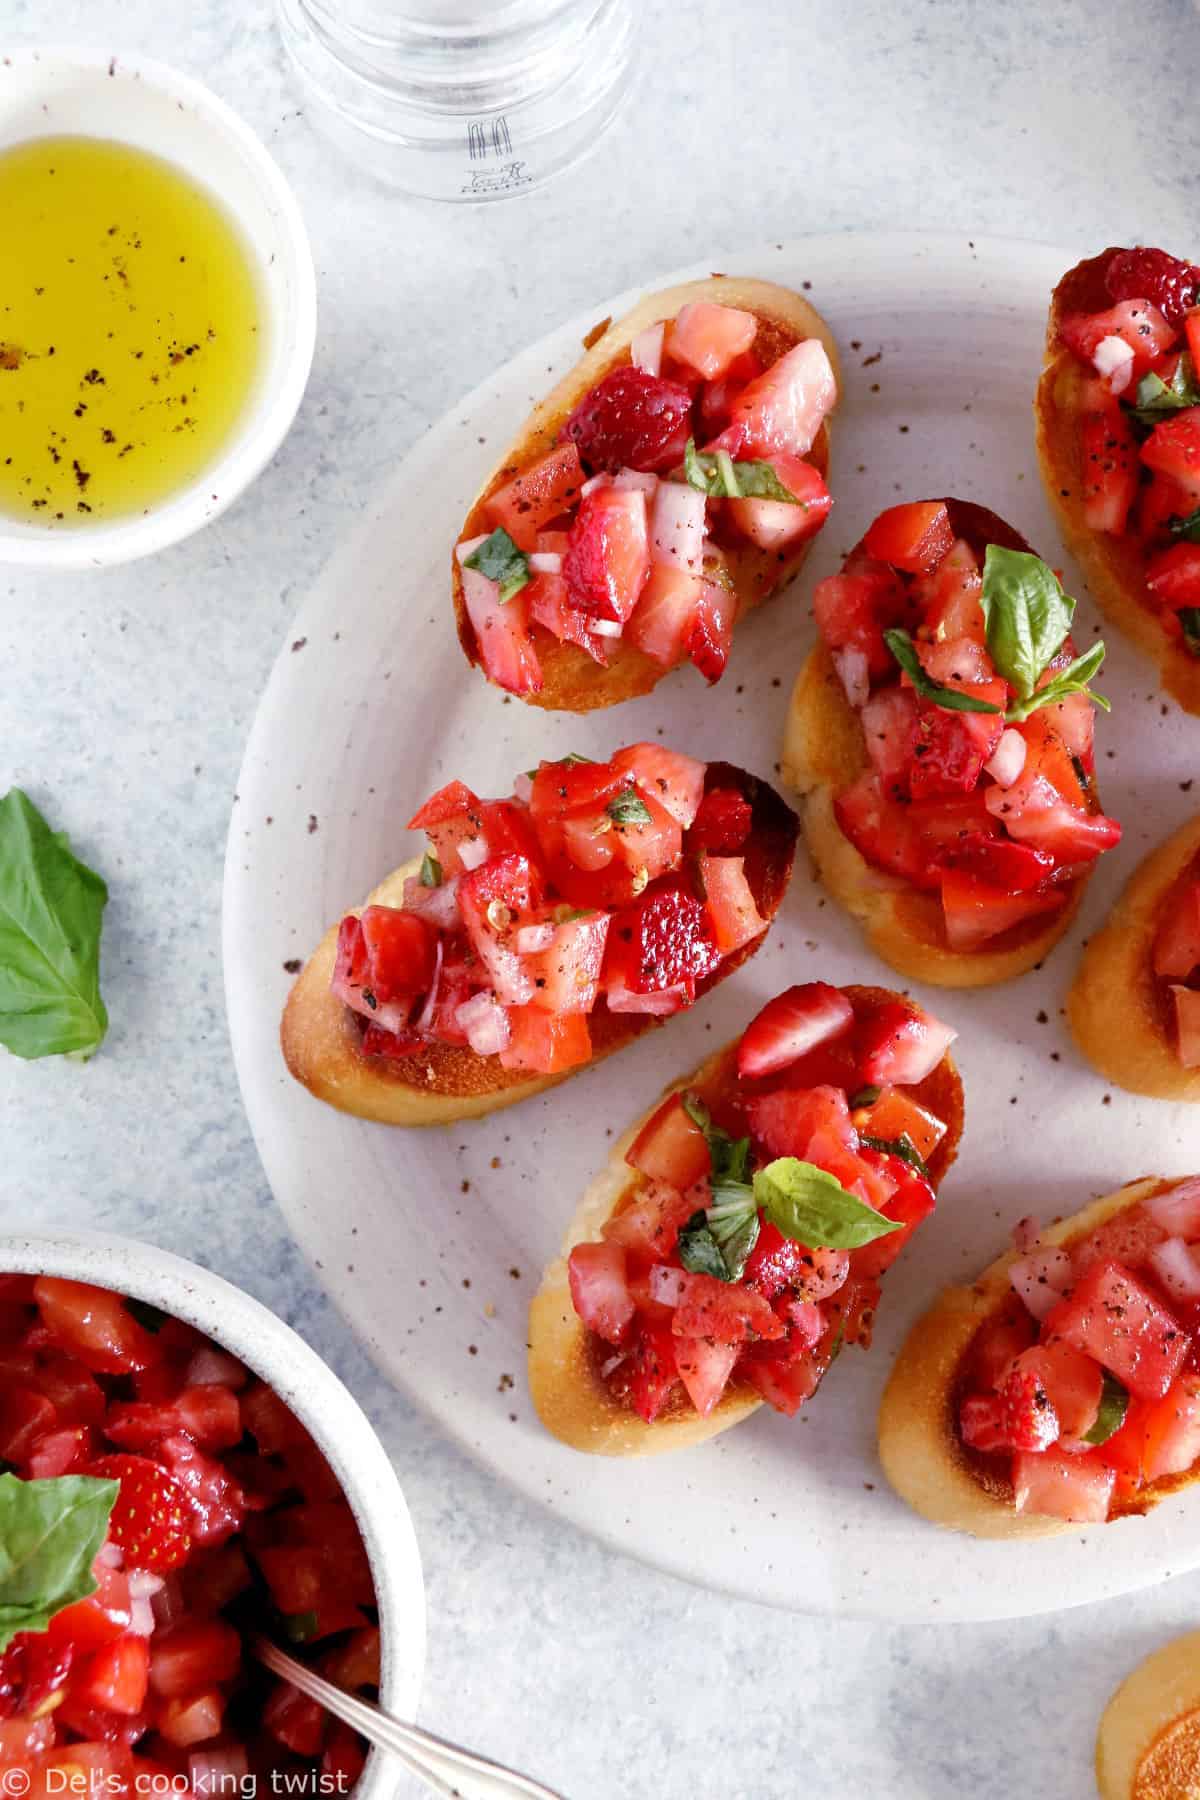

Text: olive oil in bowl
xmin=0 ymin=135 xmax=264 ymax=527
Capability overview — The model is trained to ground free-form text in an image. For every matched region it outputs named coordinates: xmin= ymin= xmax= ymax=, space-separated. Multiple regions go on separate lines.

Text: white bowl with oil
xmin=0 ymin=47 xmax=316 ymax=569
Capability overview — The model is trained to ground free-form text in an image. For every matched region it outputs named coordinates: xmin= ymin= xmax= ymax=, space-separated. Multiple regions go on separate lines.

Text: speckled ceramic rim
xmin=0 ymin=1228 xmax=425 ymax=1795
xmin=0 ymin=45 xmax=317 ymax=570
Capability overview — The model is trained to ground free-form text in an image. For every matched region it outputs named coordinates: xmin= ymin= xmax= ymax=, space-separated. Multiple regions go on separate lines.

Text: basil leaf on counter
xmin=683 ymin=437 xmax=800 ymax=503
xmin=0 ymin=1474 xmax=118 ymax=1653
xmin=884 ymin=629 xmax=1003 ymax=715
xmin=463 ymin=527 xmax=530 ymax=603
xmin=0 ymin=789 xmax=109 ymax=1061
xmin=754 ymin=1157 xmax=903 ymax=1250
xmin=1084 ymin=1373 xmax=1130 ymax=1447
xmin=607 ymin=787 xmax=653 ymax=828
xmin=979 ymin=546 xmax=1076 ymax=700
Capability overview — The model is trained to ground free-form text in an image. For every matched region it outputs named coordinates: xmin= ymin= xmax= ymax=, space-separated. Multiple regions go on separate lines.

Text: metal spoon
xmin=251 ymin=1636 xmax=567 ymax=1800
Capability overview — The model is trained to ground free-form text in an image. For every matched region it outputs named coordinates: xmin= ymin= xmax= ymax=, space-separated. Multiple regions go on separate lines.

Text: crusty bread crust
xmin=280 ymin=762 xmax=798 ymax=1126
xmin=1035 ymin=248 xmax=1200 ymax=717
xmin=453 ymin=276 xmax=842 ymax=713
xmin=877 ymin=1176 xmax=1200 ymax=1538
xmin=1069 ymin=813 xmax=1200 ymax=1103
xmin=529 ymin=985 xmax=963 ymax=1456
xmin=779 ymin=499 xmax=1093 ymax=987
xmin=1096 ymin=1630 xmax=1200 ymax=1800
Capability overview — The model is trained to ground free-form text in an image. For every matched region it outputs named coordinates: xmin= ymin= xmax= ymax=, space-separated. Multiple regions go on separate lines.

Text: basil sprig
xmin=463 ymin=527 xmax=531 ymax=603
xmin=1178 ymin=607 xmax=1200 ymax=659
xmin=676 ymin=1093 xmax=900 ymax=1283
xmin=419 ymin=851 xmax=442 ymax=887
xmin=607 ymin=787 xmax=653 ymax=828
xmin=1126 ymin=355 xmax=1200 ymax=428
xmin=683 ymin=438 xmax=801 ymax=503
xmin=859 ymin=1131 xmax=929 ymax=1178
xmin=0 ymin=789 xmax=109 ymax=1061
xmin=1001 ymin=640 xmax=1110 ymax=723
xmin=1084 ymin=1373 xmax=1129 ymax=1446
xmin=1168 ymin=507 xmax=1200 ymax=544
xmin=884 ymin=629 xmax=1003 ymax=715
xmin=0 ymin=1474 xmax=119 ymax=1653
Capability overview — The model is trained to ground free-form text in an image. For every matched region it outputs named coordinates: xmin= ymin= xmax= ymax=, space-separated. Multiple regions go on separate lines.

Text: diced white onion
xmin=581 ymin=473 xmax=610 ymax=497
xmin=650 ymin=480 xmax=707 ymax=572
xmin=1010 ymin=1248 xmax=1073 ymax=1321
xmin=516 ymin=923 xmax=555 ymax=954
xmin=458 ymin=834 xmax=490 ymax=871
xmin=832 ymin=645 xmax=870 ymax=710
xmin=455 ymin=533 xmax=489 ymax=565
xmin=96 ymin=1541 xmax=124 ymax=1569
xmin=152 ymin=1573 xmax=186 ymax=1629
xmin=985 ymin=728 xmax=1027 ymax=788
xmin=590 ymin=617 xmax=624 ymax=638
xmin=402 ymin=873 xmax=461 ymax=932
xmin=414 ymin=937 xmax=444 ymax=1034
xmin=128 ymin=1571 xmax=163 ymax=1638
xmin=612 ymin=468 xmax=659 ymax=494
xmin=528 ymin=551 xmax=562 ymax=575
xmin=598 ymin=1350 xmax=629 ymax=1380
xmin=189 ymin=1748 xmax=249 ymax=1792
xmin=455 ymin=992 xmax=511 ymax=1057
xmin=1145 ymin=1176 xmax=1200 ymax=1237
xmin=648 ymin=1265 xmax=687 ymax=1307
xmin=1092 ymin=334 xmax=1134 ymax=394
xmin=512 ymin=772 xmax=534 ymax=804
xmin=630 ymin=321 xmax=665 ymax=377
xmin=1148 ymin=1236 xmax=1200 ymax=1301
xmin=185 ymin=1346 xmax=248 ymax=1390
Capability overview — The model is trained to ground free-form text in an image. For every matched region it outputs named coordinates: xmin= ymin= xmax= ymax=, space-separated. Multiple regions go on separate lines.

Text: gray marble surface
xmin=3 ymin=1 xmax=1200 ymax=1794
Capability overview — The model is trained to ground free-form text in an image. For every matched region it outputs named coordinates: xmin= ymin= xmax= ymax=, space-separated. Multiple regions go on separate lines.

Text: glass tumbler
xmin=276 ymin=0 xmax=637 ymax=201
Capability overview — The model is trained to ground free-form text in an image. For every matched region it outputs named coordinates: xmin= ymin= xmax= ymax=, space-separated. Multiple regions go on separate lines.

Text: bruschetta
xmin=1096 ymin=1631 xmax=1200 ymax=1800
xmin=453 ymin=277 xmax=840 ymax=711
xmin=780 ymin=497 xmax=1121 ymax=987
xmin=1036 ymin=244 xmax=1200 ymax=714
xmin=281 ymin=742 xmax=798 ymax=1126
xmin=528 ymin=981 xmax=962 ymax=1455
xmin=878 ymin=1174 xmax=1200 ymax=1536
xmin=1069 ymin=812 xmax=1200 ymax=1102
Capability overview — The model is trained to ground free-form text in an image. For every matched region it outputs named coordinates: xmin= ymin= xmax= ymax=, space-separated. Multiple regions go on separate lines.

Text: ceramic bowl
xmin=0 ymin=1228 xmax=425 ymax=1797
xmin=0 ymin=46 xmax=316 ymax=569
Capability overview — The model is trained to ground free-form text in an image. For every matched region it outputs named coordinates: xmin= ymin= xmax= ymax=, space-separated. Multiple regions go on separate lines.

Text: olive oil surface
xmin=0 ymin=135 xmax=263 ymax=526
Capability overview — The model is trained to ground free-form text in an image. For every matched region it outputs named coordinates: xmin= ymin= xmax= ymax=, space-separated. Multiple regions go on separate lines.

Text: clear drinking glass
xmin=276 ymin=0 xmax=636 ymax=201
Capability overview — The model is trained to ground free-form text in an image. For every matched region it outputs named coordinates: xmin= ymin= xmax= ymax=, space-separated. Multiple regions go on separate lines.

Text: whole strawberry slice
xmin=560 ymin=366 xmax=694 ymax=473
xmin=1106 ymin=245 xmax=1200 ymax=328
xmin=737 ymin=982 xmax=855 ymax=1081
xmin=91 ymin=1453 xmax=194 ymax=1572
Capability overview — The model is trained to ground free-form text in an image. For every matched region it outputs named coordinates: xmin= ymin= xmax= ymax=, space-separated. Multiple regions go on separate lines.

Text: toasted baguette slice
xmin=453 ymin=276 xmax=841 ymax=712
xmin=1035 ymin=248 xmax=1200 ymax=717
xmin=1069 ymin=813 xmax=1200 ymax=1102
xmin=1096 ymin=1631 xmax=1200 ymax=1800
xmin=280 ymin=761 xmax=798 ymax=1127
xmin=780 ymin=499 xmax=1091 ymax=988
xmin=878 ymin=1176 xmax=1200 ymax=1538
xmin=529 ymin=985 xmax=963 ymax=1456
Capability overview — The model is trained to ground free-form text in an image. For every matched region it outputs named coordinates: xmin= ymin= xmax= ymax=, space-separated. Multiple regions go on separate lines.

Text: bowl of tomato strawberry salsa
xmin=0 ymin=1233 xmax=424 ymax=1796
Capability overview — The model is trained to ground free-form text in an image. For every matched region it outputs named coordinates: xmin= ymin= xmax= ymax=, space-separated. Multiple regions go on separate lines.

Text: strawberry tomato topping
xmin=0 ymin=1276 xmax=380 ymax=1784
xmin=329 ymin=746 xmax=790 ymax=1076
xmin=568 ymin=983 xmax=954 ymax=1424
xmin=814 ymin=500 xmax=1121 ymax=948
xmin=1152 ymin=857 xmax=1200 ymax=1069
xmin=457 ymin=301 xmax=837 ymax=693
xmin=957 ymin=1176 xmax=1200 ymax=1523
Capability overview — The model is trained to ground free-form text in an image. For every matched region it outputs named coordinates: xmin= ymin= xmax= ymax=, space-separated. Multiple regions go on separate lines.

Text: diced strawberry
xmin=602 ymin=1180 xmax=698 ymax=1263
xmin=915 ymin=537 xmax=984 ymax=641
xmin=984 ymin=770 xmax=1121 ymax=863
xmin=239 ymin=1382 xmax=301 ymax=1455
xmin=1012 ymin=1446 xmax=1115 ymax=1523
xmin=483 ymin=443 xmax=584 ymax=550
xmin=747 ymin=1083 xmax=857 ymax=1162
xmin=46 ymin=1561 xmax=132 ymax=1654
xmin=1010 ymin=1343 xmax=1103 ymax=1441
xmin=157 ymin=1689 xmax=227 ymax=1748
xmin=959 ymin=1393 xmax=1008 ymax=1452
xmin=74 ymin=1638 xmax=149 ymax=1717
xmin=673 ymin=1336 xmax=740 ymax=1416
xmin=568 ymin=1242 xmax=635 ymax=1344
xmin=850 ymin=1164 xmax=936 ymax=1278
xmin=813 ymin=563 xmax=909 ymax=681
xmin=717 ymin=339 xmax=837 ymax=459
xmin=611 ymin=743 xmax=707 ymax=828
xmin=461 ymin=565 xmax=542 ymax=696
xmin=604 ymin=885 xmax=720 ymax=996
xmin=524 ymin=912 xmax=609 ymax=1014
xmin=562 ymin=485 xmax=650 ymax=623
xmin=860 ymin=686 xmax=919 ymax=788
xmin=499 ymin=1005 xmax=592 ymax=1074
xmin=667 ymin=301 xmax=758 ymax=379
xmin=322 ymin=1723 xmax=367 ymax=1786
xmin=33 ymin=1278 xmax=162 ymax=1376
xmin=457 ymin=853 xmax=539 ymax=1005
xmin=0 ymin=1386 xmax=57 ymax=1464
xmin=26 ymin=1425 xmax=96 ymax=1478
xmin=966 ymin=1303 xmax=1038 ymax=1393
xmin=939 ymin=869 xmax=1068 ymax=951
xmin=996 ymin=1364 xmax=1061 ymax=1451
xmin=263 ymin=1681 xmax=327 ymax=1756
xmin=526 ymin=570 xmax=610 ymax=664
xmin=737 ymin=982 xmax=855 ymax=1081
xmin=907 ymin=698 xmax=1004 ymax=799
xmin=671 ymin=1272 xmax=786 ymax=1345
xmin=742 ymin=1227 xmax=849 ymax=1304
xmin=89 ymin=1455 xmax=194 ymax=1573
xmin=1070 ymin=1209 xmax=1169 ymax=1279
xmin=1142 ymin=411 xmax=1200 ymax=501
xmin=687 ymin=787 xmax=753 ymax=854
xmin=104 ymin=1388 xmax=241 ymax=1455
xmin=624 ymin=562 xmax=702 ymax=665
xmin=560 ymin=366 xmax=694 ymax=473
xmin=727 ymin=459 xmax=832 ymax=550
xmin=625 ymin=1094 xmax=711 ymax=1190
xmin=688 ymin=577 xmax=737 ymax=682
xmin=1105 ymin=246 xmax=1200 ymax=328
xmin=1080 ymin=407 xmax=1140 ymax=534
xmin=856 ymin=1001 xmax=956 ymax=1086
xmin=0 ymin=1631 xmax=75 ymax=1722
xmin=154 ymin=1435 xmax=245 ymax=1547
xmin=407 ymin=779 xmax=481 ymax=833
xmin=619 ymin=1319 xmax=678 ymax=1423
xmin=864 ymin=501 xmax=955 ymax=574
xmin=1046 ymin=1259 xmax=1190 ymax=1401
xmin=833 ymin=773 xmax=929 ymax=889
xmin=1059 ymin=300 xmax=1176 ymax=380
xmin=1146 ymin=541 xmax=1200 ymax=609
xmin=149 ymin=1620 xmax=241 ymax=1700
xmin=740 ymin=1343 xmax=825 ymax=1415
xmin=935 ymin=831 xmax=1056 ymax=893
xmin=698 ymin=855 xmax=766 ymax=954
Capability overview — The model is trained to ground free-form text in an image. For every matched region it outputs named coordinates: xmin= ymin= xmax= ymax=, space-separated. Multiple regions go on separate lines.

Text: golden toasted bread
xmin=453 ymin=276 xmax=841 ymax=712
xmin=780 ymin=499 xmax=1093 ymax=987
xmin=878 ymin=1177 xmax=1200 ymax=1538
xmin=529 ymin=985 xmax=963 ymax=1456
xmin=1070 ymin=812 xmax=1200 ymax=1103
xmin=1035 ymin=248 xmax=1200 ymax=716
xmin=280 ymin=762 xmax=798 ymax=1127
xmin=1096 ymin=1631 xmax=1200 ymax=1800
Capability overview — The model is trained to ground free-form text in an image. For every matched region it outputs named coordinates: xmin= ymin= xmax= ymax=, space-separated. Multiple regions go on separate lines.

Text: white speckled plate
xmin=225 ymin=233 xmax=1200 ymax=1622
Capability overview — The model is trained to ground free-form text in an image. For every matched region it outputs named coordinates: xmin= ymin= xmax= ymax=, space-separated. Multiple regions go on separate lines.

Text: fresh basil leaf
xmin=419 ymin=852 xmax=442 ymax=888
xmin=707 ymin=1193 xmax=761 ymax=1280
xmin=1003 ymin=641 xmax=1111 ymax=723
xmin=677 ymin=1209 xmax=734 ymax=1280
xmin=884 ymin=629 xmax=1003 ymax=715
xmin=1179 ymin=607 xmax=1200 ymax=658
xmin=683 ymin=437 xmax=800 ymax=503
xmin=1127 ymin=355 xmax=1200 ymax=427
xmin=0 ymin=790 xmax=109 ymax=1061
xmin=1169 ymin=507 xmax=1200 ymax=544
xmin=848 ymin=1085 xmax=881 ymax=1109
xmin=0 ymin=1474 xmax=118 ymax=1653
xmin=561 ymin=752 xmax=595 ymax=766
xmin=980 ymin=546 xmax=1075 ymax=701
xmin=607 ymin=787 xmax=653 ymax=828
xmin=681 ymin=1091 xmax=751 ymax=1188
xmin=752 ymin=1157 xmax=902 ymax=1250
xmin=682 ymin=1091 xmax=711 ymax=1134
xmin=283 ymin=1609 xmax=320 ymax=1644
xmin=463 ymin=527 xmax=530 ymax=603
xmin=859 ymin=1132 xmax=929 ymax=1178
xmin=1084 ymin=1373 xmax=1129 ymax=1447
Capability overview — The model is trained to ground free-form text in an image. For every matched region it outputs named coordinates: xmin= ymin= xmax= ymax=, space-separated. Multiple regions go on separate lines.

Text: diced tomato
xmin=939 ymin=869 xmax=1068 ymax=951
xmin=26 ymin=1425 xmax=96 ymax=1478
xmin=667 ymin=301 xmax=758 ymax=379
xmin=239 ymin=1381 xmax=302 ymax=1455
xmin=727 ymin=459 xmax=832 ymax=550
xmin=742 ymin=1228 xmax=849 ymax=1304
xmin=263 ymin=1680 xmax=327 ymax=1756
xmin=1046 ymin=1259 xmax=1190 ymax=1400
xmin=157 ymin=1689 xmax=226 ymax=1748
xmin=1124 ymin=1374 xmax=1200 ymax=1483
xmin=673 ymin=1337 xmax=740 ymax=1416
xmin=33 ymin=1278 xmax=162 ymax=1376
xmin=860 ymin=686 xmax=919 ymax=788
xmin=935 ymin=831 xmax=1056 ymax=893
xmin=863 ymin=500 xmax=955 ymax=574
xmin=1080 ymin=407 xmax=1140 ymax=534
xmin=74 ymin=1638 xmax=149 ymax=1717
xmin=915 ymin=537 xmax=984 ymax=641
xmin=1010 ymin=1342 xmax=1103 ymax=1440
xmin=47 ymin=1562 xmax=132 ymax=1655
xmin=856 ymin=1001 xmax=956 ymax=1087
xmin=717 ymin=339 xmax=837 ymax=459
xmin=0 ymin=1386 xmax=58 ymax=1464
xmin=499 ymin=1005 xmax=592 ymax=1074
xmin=1146 ymin=541 xmax=1200 ymax=609
xmin=1070 ymin=1207 xmax=1169 ymax=1278
xmin=602 ymin=1180 xmax=698 ymax=1263
xmin=1012 ymin=1445 xmax=1115 ymax=1523
xmin=740 ymin=1343 xmax=825 ymax=1416
xmin=671 ymin=1272 xmax=785 ymax=1345
xmin=746 ymin=1083 xmax=858 ymax=1163
xmin=611 ymin=744 xmax=707 ymax=829
xmin=965 ymin=1303 xmax=1038 ymax=1392
xmin=253 ymin=1544 xmax=324 ymax=1615
xmin=985 ymin=765 xmax=1121 ymax=864
xmin=852 ymin=1086 xmax=947 ymax=1163
xmin=625 ymin=1093 xmax=711 ymax=1189
xmin=813 ymin=563 xmax=908 ymax=681
xmin=1058 ymin=300 xmax=1176 ymax=379
xmin=687 ymin=576 xmax=737 ymax=683
xmin=698 ymin=855 xmax=766 ymax=954
xmin=625 ymin=1319 xmax=680 ymax=1422
xmin=686 ymin=787 xmax=753 ymax=856
xmin=568 ymin=1242 xmax=635 ymax=1344
xmin=35 ymin=1745 xmax=135 ymax=1796
xmin=850 ymin=1164 xmax=936 ymax=1279
xmin=562 ymin=485 xmax=650 ymax=623
xmin=737 ymin=982 xmax=855 ymax=1081
xmin=624 ymin=562 xmax=702 ymax=666
xmin=322 ymin=1723 xmax=367 ymax=1786
xmin=833 ymin=773 xmax=930 ymax=889
xmin=1142 ymin=411 xmax=1200 ymax=501
xmin=457 ymin=854 xmax=539 ymax=1006
xmin=321 ymin=1626 xmax=381 ymax=1693
xmin=524 ymin=912 xmax=609 ymax=1014
xmin=148 ymin=1621 xmax=241 ymax=1700
xmin=483 ymin=443 xmax=584 ymax=551
xmin=907 ymin=698 xmax=1004 ymax=799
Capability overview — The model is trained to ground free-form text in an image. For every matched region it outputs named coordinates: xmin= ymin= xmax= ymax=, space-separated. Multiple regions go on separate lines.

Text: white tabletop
xmin=4 ymin=3 xmax=1199 ymax=1795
